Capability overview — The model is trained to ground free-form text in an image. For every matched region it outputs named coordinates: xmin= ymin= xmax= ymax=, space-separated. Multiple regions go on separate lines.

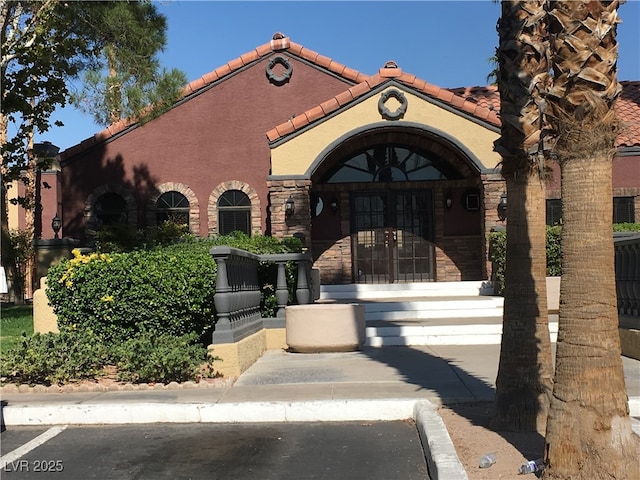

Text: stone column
xmin=481 ymin=170 xmax=506 ymax=281
xmin=267 ymin=178 xmax=312 ymax=246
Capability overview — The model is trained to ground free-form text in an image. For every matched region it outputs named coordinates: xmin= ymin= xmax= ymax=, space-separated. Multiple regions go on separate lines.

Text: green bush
xmin=46 ymin=234 xmax=302 ymax=346
xmin=0 ymin=328 xmax=108 ymax=385
xmin=46 ymin=244 xmax=217 ymax=345
xmin=490 ymin=223 xmax=640 ymax=295
xmin=613 ymin=223 xmax=640 ymax=232
xmin=115 ymin=331 xmax=215 ymax=384
xmin=546 ymin=226 xmax=562 ymax=276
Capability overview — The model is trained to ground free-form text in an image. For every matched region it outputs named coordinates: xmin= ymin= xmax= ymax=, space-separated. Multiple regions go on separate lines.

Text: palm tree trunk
xmin=545 ymin=152 xmax=638 ymax=479
xmin=543 ymin=1 xmax=639 ymax=477
xmin=493 ymin=0 xmax=553 ymax=431
xmin=495 ymin=172 xmax=553 ymax=432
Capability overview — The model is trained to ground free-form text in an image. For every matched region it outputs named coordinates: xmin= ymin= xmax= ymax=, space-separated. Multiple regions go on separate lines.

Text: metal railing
xmin=615 ymin=233 xmax=640 ymax=318
xmin=209 ymin=246 xmax=315 ymax=344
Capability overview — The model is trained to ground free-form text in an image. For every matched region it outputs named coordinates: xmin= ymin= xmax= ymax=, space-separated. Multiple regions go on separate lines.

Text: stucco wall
xmin=270 ymin=86 xmax=501 ymax=176
xmin=60 ymin=56 xmax=356 ymax=240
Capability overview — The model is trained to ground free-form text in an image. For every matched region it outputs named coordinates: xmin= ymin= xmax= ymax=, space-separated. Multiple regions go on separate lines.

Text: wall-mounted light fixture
xmin=285 ymin=195 xmax=295 ymax=217
xmin=497 ymin=192 xmax=507 ymax=221
xmin=445 ymin=193 xmax=453 ymax=209
xmin=330 ymin=197 xmax=338 ymax=214
xmin=51 ymin=213 xmax=62 ymax=239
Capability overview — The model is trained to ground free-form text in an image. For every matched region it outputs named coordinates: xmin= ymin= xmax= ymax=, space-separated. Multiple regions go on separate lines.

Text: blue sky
xmin=37 ymin=0 xmax=640 ymax=152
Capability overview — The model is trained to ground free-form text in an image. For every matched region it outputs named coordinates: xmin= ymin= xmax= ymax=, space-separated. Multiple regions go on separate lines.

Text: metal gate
xmin=351 ymin=190 xmax=435 ymax=283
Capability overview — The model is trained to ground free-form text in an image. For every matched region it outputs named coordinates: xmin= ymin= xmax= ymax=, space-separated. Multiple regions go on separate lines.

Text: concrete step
xmin=359 ymin=297 xmax=504 ymax=320
xmin=319 ymin=281 xmax=494 ymax=300
xmin=365 ymin=316 xmax=559 ymax=347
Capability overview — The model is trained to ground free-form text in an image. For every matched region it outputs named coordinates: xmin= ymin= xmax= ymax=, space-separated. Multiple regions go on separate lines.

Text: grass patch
xmin=1 ymin=304 xmax=34 ymax=353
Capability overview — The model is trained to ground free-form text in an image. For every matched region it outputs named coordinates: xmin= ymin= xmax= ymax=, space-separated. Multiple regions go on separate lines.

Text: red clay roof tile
xmin=335 ymin=90 xmax=355 ymax=106
xmin=320 ymin=98 xmax=340 ymax=115
xmin=276 ymin=122 xmax=295 ymax=138
xmin=240 ymin=51 xmax=259 ymax=65
xmin=227 ymin=57 xmax=245 ymax=71
xmin=306 ymin=105 xmax=325 ymax=123
xmin=291 ymin=114 xmax=309 ymax=130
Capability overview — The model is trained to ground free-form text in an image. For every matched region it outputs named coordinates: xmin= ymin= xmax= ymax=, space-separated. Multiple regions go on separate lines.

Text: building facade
xmin=17 ymin=34 xmax=640 ymax=286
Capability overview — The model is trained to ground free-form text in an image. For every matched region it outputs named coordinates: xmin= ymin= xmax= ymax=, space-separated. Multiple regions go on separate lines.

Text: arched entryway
xmin=308 ymin=125 xmax=485 ymax=284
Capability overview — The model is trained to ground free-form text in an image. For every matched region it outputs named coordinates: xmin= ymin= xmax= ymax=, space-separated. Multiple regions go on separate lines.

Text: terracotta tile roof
xmin=268 ymin=75 xmax=639 ymax=147
xmin=450 ymin=82 xmax=640 ymax=148
xmin=62 ymin=34 xmax=640 ymax=159
xmin=62 ymin=33 xmax=368 ymax=160
xmin=266 ymin=62 xmax=502 ymax=143
xmin=616 ymin=81 xmax=640 ymax=148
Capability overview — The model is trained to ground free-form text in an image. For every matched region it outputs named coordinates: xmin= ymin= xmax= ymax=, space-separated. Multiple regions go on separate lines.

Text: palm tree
xmin=492 ymin=0 xmax=554 ymax=432
xmin=543 ymin=1 xmax=639 ymax=478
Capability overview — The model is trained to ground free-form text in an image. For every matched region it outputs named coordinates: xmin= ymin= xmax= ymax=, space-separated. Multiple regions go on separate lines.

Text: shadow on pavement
xmin=360 ymin=345 xmax=545 ymax=460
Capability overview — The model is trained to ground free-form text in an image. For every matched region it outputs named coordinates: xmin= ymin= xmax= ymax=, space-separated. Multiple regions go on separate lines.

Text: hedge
xmin=489 ymin=223 xmax=640 ymax=295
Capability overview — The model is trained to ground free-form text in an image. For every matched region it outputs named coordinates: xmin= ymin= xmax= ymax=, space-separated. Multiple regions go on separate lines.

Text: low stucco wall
xmin=33 ymin=278 xmax=58 ymax=334
xmin=208 ymin=328 xmax=288 ymax=378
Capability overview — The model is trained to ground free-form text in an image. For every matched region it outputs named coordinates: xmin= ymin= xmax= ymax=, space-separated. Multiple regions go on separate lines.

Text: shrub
xmin=46 ymin=245 xmax=216 ymax=345
xmin=46 ymin=234 xmax=303 ymax=346
xmin=546 ymin=226 xmax=562 ymax=276
xmin=488 ymin=230 xmax=506 ymax=295
xmin=613 ymin=223 xmax=640 ymax=232
xmin=490 ymin=223 xmax=637 ymax=295
xmin=0 ymin=328 xmax=108 ymax=385
xmin=115 ymin=331 xmax=215 ymax=384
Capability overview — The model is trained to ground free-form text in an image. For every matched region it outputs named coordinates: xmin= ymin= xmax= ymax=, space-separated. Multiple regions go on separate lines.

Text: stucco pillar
xmin=267 ymin=178 xmax=312 ymax=246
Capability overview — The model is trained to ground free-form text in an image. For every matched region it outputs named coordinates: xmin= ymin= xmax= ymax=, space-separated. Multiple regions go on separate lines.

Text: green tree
xmin=1 ymin=0 xmax=95 ymax=301
xmin=70 ymin=1 xmax=186 ymax=125
xmin=543 ymin=1 xmax=638 ymax=478
xmin=0 ymin=1 xmax=184 ymax=302
xmin=493 ymin=0 xmax=554 ymax=432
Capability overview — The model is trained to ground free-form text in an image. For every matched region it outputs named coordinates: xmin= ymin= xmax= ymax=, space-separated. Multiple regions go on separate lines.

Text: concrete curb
xmin=1 ymin=398 xmax=466 ymax=479
xmin=415 ymin=400 xmax=469 ymax=480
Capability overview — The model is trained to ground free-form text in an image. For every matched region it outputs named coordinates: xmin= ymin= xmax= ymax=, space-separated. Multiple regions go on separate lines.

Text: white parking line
xmin=0 ymin=425 xmax=67 ymax=470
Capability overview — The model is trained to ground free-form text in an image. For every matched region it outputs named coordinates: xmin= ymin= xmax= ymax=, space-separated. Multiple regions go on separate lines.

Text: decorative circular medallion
xmin=266 ymin=55 xmax=293 ymax=85
xmin=378 ymin=89 xmax=408 ymax=120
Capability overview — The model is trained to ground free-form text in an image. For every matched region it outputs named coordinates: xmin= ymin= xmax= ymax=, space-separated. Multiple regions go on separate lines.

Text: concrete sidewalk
xmin=1 ymin=344 xmax=639 ymax=480
xmin=1 ymin=344 xmax=638 ymax=424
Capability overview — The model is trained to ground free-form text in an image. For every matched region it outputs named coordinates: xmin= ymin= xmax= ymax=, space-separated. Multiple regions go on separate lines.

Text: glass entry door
xmin=352 ymin=191 xmax=435 ymax=283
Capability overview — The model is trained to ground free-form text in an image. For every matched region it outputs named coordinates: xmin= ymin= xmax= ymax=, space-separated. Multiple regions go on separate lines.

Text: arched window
xmin=321 ymin=144 xmax=463 ymax=183
xmin=218 ymin=190 xmax=251 ymax=235
xmin=95 ymin=192 xmax=127 ymax=226
xmin=156 ymin=191 xmax=190 ymax=227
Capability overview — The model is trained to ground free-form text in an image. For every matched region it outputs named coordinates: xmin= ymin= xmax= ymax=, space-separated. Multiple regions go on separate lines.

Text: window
xmin=321 ymin=144 xmax=463 ymax=183
xmin=546 ymin=199 xmax=562 ymax=226
xmin=95 ymin=192 xmax=127 ymax=226
xmin=156 ymin=191 xmax=189 ymax=227
xmin=614 ymin=197 xmax=635 ymax=224
xmin=218 ymin=190 xmax=251 ymax=235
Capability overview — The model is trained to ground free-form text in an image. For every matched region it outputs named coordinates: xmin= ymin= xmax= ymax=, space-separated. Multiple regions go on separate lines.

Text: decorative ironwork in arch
xmin=320 ymin=144 xmax=464 ymax=184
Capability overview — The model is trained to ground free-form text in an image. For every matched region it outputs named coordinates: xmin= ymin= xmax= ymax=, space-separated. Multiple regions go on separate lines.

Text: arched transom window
xmin=156 ymin=191 xmax=190 ymax=227
xmin=321 ymin=144 xmax=463 ymax=183
xmin=218 ymin=190 xmax=251 ymax=235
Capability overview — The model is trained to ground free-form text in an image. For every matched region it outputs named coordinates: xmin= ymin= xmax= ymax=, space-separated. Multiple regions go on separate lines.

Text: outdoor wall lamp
xmin=285 ymin=195 xmax=295 ymax=216
xmin=445 ymin=193 xmax=453 ymax=209
xmin=497 ymin=192 xmax=507 ymax=221
xmin=330 ymin=197 xmax=338 ymax=214
xmin=51 ymin=213 xmax=62 ymax=239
